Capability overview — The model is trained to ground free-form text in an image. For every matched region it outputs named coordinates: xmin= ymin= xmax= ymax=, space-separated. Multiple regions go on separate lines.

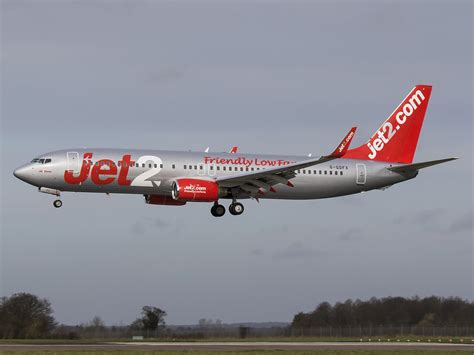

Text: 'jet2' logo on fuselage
xmin=64 ymin=153 xmax=162 ymax=187
xmin=367 ymin=90 xmax=425 ymax=159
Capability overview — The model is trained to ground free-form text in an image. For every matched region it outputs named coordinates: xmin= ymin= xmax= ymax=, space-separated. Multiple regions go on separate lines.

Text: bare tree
xmin=0 ymin=293 xmax=56 ymax=338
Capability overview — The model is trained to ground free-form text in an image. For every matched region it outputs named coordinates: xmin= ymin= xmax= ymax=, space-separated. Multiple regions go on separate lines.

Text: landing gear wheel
xmin=53 ymin=199 xmax=62 ymax=208
xmin=211 ymin=203 xmax=226 ymax=217
xmin=229 ymin=202 xmax=244 ymax=216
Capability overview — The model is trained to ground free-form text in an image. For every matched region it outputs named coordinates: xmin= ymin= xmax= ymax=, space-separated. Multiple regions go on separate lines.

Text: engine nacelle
xmin=145 ymin=195 xmax=186 ymax=206
xmin=172 ymin=178 xmax=220 ymax=202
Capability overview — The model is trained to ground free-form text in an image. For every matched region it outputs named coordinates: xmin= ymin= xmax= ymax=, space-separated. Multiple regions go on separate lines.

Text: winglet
xmin=229 ymin=146 xmax=238 ymax=154
xmin=329 ymin=127 xmax=357 ymax=158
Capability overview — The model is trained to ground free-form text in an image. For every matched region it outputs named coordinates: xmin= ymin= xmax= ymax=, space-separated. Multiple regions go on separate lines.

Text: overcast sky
xmin=1 ymin=1 xmax=472 ymax=325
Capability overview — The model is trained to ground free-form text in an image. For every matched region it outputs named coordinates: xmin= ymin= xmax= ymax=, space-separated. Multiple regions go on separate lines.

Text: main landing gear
xmin=210 ymin=200 xmax=245 ymax=217
xmin=229 ymin=202 xmax=244 ymax=216
xmin=211 ymin=202 xmax=226 ymax=217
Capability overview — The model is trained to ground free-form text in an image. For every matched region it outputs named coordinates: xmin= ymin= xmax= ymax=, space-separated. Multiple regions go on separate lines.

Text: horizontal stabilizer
xmin=388 ymin=158 xmax=458 ymax=173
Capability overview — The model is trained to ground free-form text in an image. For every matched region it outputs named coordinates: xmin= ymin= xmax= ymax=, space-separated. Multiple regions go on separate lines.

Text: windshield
xmin=31 ymin=158 xmax=52 ymax=164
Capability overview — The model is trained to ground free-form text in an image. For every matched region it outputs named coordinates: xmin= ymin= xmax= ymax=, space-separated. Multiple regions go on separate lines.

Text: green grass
xmin=0 ymin=351 xmax=473 ymax=355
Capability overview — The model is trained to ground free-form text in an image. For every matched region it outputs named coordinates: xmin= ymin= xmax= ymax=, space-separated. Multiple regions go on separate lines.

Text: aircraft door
xmin=356 ymin=163 xmax=366 ymax=185
xmin=67 ymin=152 xmax=80 ymax=173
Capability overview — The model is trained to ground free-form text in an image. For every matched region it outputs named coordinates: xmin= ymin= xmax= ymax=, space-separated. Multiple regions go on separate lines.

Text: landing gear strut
xmin=229 ymin=202 xmax=244 ymax=216
xmin=210 ymin=202 xmax=225 ymax=217
xmin=53 ymin=199 xmax=63 ymax=208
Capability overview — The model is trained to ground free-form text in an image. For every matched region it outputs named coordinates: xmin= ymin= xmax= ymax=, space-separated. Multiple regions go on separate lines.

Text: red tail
xmin=344 ymin=85 xmax=432 ymax=164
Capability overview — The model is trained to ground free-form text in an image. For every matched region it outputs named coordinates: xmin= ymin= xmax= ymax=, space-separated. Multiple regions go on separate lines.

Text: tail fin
xmin=344 ymin=85 xmax=432 ymax=164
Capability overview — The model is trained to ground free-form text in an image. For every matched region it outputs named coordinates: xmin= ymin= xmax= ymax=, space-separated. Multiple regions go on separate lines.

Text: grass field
xmin=1 ymin=351 xmax=474 ymax=355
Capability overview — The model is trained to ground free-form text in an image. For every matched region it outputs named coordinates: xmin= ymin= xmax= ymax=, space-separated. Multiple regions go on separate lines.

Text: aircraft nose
xmin=13 ymin=165 xmax=30 ymax=182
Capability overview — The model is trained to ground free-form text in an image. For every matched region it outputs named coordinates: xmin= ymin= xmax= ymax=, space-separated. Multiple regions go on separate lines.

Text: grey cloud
xmin=338 ymin=228 xmax=363 ymax=242
xmin=273 ymin=241 xmax=327 ymax=260
xmin=447 ymin=212 xmax=473 ymax=234
xmin=146 ymin=68 xmax=184 ymax=85
xmin=250 ymin=248 xmax=264 ymax=256
xmin=130 ymin=216 xmax=171 ymax=235
xmin=394 ymin=208 xmax=446 ymax=226
xmin=394 ymin=209 xmax=473 ymax=236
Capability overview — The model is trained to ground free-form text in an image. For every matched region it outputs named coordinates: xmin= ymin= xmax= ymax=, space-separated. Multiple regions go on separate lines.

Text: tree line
xmin=292 ymin=296 xmax=474 ymax=328
xmin=0 ymin=293 xmax=166 ymax=339
xmin=2 ymin=293 xmax=473 ymax=338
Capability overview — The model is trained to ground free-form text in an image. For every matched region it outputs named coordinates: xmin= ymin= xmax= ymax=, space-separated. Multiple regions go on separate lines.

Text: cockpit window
xmin=31 ymin=158 xmax=52 ymax=164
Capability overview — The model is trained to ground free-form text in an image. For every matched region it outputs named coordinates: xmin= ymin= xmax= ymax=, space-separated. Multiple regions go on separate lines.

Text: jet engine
xmin=171 ymin=178 xmax=223 ymax=202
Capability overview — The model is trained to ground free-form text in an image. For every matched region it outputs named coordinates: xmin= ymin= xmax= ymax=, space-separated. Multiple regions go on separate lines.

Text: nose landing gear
xmin=53 ymin=199 xmax=63 ymax=208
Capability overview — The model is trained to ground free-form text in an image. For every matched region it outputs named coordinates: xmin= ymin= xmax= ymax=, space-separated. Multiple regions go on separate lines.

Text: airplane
xmin=14 ymin=85 xmax=457 ymax=217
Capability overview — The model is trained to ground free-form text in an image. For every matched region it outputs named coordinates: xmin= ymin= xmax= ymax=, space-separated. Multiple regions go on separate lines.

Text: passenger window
xmin=200 ymin=165 xmax=203 ymax=170
xmin=246 ymin=167 xmax=249 ymax=171
xmin=217 ymin=166 xmax=220 ymax=171
xmin=251 ymin=167 xmax=254 ymax=171
xmin=324 ymin=171 xmax=327 ymax=175
xmin=335 ymin=171 xmax=338 ymax=175
xmin=302 ymin=170 xmax=306 ymax=174
xmin=189 ymin=165 xmax=192 ymax=169
xmin=319 ymin=170 xmax=322 ymax=174
xmin=240 ymin=167 xmax=243 ymax=171
xmin=330 ymin=171 xmax=332 ymax=175
xmin=184 ymin=165 xmax=187 ymax=169
xmin=340 ymin=171 xmax=343 ymax=176
xmin=223 ymin=166 xmax=226 ymax=171
xmin=194 ymin=165 xmax=197 ymax=170
xmin=172 ymin=164 xmax=175 ymax=169
xmin=160 ymin=164 xmax=163 ymax=168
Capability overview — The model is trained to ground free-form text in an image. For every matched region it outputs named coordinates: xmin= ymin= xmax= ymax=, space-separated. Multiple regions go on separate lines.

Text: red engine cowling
xmin=145 ymin=195 xmax=186 ymax=206
xmin=172 ymin=178 xmax=219 ymax=202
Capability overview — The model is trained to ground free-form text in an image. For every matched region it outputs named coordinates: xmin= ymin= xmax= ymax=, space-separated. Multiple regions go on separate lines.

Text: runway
xmin=1 ymin=341 xmax=474 ymax=352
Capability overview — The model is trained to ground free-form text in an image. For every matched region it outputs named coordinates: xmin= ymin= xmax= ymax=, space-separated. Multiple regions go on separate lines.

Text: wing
xmin=216 ymin=127 xmax=357 ymax=196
